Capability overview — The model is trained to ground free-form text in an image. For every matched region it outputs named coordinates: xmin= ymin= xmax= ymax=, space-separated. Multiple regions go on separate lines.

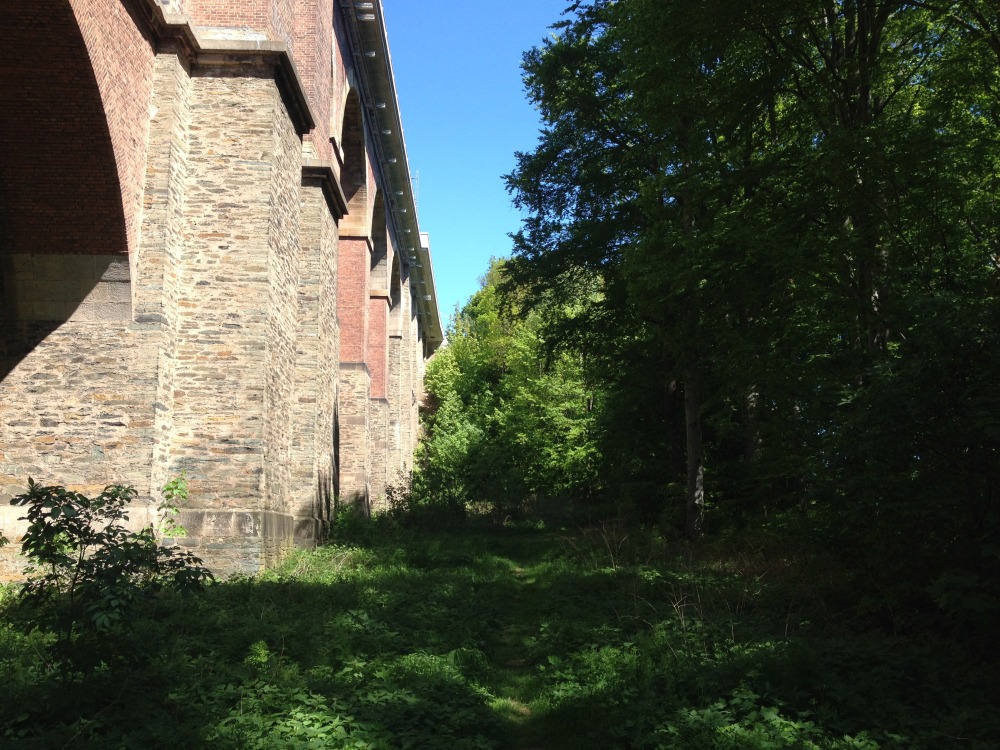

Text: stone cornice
xmin=137 ymin=0 xmax=317 ymax=135
xmin=339 ymin=361 xmax=371 ymax=376
xmin=303 ymin=160 xmax=349 ymax=219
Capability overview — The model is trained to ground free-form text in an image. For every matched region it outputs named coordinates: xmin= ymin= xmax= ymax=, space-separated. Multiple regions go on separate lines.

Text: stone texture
xmin=338 ymin=363 xmax=371 ymax=511
xmin=368 ymin=397 xmax=389 ymax=510
xmin=0 ymin=0 xmax=439 ymax=579
xmin=289 ymin=176 xmax=339 ymax=533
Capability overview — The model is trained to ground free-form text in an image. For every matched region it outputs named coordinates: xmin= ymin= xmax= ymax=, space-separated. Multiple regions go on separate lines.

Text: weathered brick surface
xmin=338 ymin=238 xmax=371 ymax=362
xmin=368 ymin=297 xmax=389 ymax=399
xmin=294 ymin=0 xmax=333 ymax=162
xmin=187 ymin=0 xmax=281 ymax=44
xmin=70 ymin=0 xmax=156 ymax=257
xmin=0 ymin=3 xmax=129 ymax=257
xmin=330 ymin=11 xmax=353 ymax=184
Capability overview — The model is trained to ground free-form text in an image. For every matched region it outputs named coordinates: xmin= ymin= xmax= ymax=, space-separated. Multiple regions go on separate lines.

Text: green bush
xmin=10 ymin=478 xmax=213 ymax=670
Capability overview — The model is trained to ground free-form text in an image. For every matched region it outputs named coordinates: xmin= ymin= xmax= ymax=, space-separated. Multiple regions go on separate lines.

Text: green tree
xmin=509 ymin=0 xmax=781 ymax=534
xmin=414 ymin=261 xmax=598 ymax=520
xmin=507 ymin=0 xmax=1000 ymax=582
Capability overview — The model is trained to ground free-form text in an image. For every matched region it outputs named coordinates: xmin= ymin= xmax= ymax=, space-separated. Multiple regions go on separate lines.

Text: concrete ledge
xmin=339 ymin=235 xmax=375 ymax=253
xmin=339 ymin=361 xmax=371 ymax=376
xmin=170 ymin=508 xmax=309 ymax=577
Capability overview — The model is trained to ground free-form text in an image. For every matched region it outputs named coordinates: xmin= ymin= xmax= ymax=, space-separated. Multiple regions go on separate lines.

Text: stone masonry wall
xmin=388 ymin=333 xmax=404 ymax=475
xmin=289 ymin=177 xmax=339 ymax=542
xmin=0 ymin=280 xmax=161 ymax=576
xmin=0 ymin=1 xmax=437 ymax=577
xmin=408 ymin=294 xmax=421 ymax=460
xmin=136 ymin=50 xmax=192 ymax=508
xmin=368 ymin=397 xmax=389 ymax=510
xmin=263 ymin=65 xmax=303 ymax=517
xmin=338 ymin=363 xmax=370 ymax=510
xmin=162 ymin=63 xmax=302 ymax=573
xmin=367 ymin=296 xmax=388 ymax=399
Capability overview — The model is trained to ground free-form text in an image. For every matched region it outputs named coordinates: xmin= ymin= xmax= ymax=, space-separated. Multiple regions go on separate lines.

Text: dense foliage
xmin=3 ymin=3 xmax=999 ymax=747
xmin=413 ymin=261 xmax=599 ymax=521
xmin=492 ymin=0 xmax=1000 ymax=635
xmin=8 ymin=480 xmax=212 ymax=672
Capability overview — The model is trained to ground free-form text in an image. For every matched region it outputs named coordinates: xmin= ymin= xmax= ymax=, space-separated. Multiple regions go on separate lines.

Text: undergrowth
xmin=0 ymin=516 xmax=996 ymax=748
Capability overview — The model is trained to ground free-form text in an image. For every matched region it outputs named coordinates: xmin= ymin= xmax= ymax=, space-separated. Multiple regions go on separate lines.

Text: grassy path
xmin=484 ymin=561 xmax=549 ymax=749
xmin=2 ymin=524 xmax=999 ymax=748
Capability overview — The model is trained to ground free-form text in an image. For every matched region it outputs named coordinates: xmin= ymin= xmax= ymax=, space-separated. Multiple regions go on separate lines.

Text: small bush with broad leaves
xmin=10 ymin=478 xmax=213 ymax=669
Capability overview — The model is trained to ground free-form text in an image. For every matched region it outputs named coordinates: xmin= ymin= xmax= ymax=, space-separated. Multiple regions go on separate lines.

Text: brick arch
xmin=0 ymin=2 xmax=131 ymax=261
xmin=339 ymin=87 xmax=369 ymax=235
xmin=0 ymin=1 xmax=136 ymax=377
xmin=370 ymin=190 xmax=389 ymax=291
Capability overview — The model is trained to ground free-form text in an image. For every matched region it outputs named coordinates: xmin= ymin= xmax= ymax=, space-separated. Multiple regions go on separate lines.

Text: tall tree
xmin=415 ymin=261 xmax=598 ymax=519
xmin=509 ymin=0 xmax=781 ymax=534
xmin=507 ymin=0 xmax=1000 ymax=562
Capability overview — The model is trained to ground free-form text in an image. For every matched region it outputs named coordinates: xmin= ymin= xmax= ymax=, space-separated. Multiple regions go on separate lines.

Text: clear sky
xmin=380 ymin=0 xmax=569 ymax=325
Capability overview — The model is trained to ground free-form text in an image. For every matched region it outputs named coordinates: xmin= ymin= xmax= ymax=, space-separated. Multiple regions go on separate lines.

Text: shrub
xmin=10 ymin=478 xmax=213 ymax=670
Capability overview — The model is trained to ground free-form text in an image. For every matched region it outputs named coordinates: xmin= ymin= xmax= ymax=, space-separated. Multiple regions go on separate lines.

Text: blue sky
xmin=380 ymin=0 xmax=569 ymax=325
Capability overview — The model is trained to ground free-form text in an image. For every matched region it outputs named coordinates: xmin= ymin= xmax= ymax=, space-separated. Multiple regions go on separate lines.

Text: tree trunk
xmin=684 ymin=368 xmax=705 ymax=539
xmin=743 ymin=386 xmax=760 ymax=464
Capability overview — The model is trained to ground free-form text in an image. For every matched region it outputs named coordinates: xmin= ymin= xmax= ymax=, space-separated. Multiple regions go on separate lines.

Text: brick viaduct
xmin=0 ymin=0 xmax=443 ymax=576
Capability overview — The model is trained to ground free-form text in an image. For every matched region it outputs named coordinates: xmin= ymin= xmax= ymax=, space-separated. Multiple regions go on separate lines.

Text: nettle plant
xmin=9 ymin=478 xmax=212 ymax=668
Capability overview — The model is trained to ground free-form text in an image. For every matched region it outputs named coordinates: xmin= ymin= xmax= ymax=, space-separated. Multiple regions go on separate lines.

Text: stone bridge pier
xmin=0 ymin=0 xmax=442 ymax=577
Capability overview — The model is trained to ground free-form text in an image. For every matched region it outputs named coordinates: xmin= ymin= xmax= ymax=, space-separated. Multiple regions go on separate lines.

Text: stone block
xmin=98 ymin=258 xmax=131 ymax=282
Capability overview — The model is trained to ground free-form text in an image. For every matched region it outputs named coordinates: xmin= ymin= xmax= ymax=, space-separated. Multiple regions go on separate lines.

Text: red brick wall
xmin=367 ymin=297 xmax=388 ymax=398
xmin=71 ymin=0 xmax=156 ymax=256
xmin=187 ymin=0 xmax=296 ymax=50
xmin=186 ymin=0 xmax=268 ymax=32
xmin=0 ymin=2 xmax=132 ymax=256
xmin=294 ymin=0 xmax=333 ymax=162
xmin=338 ymin=238 xmax=371 ymax=362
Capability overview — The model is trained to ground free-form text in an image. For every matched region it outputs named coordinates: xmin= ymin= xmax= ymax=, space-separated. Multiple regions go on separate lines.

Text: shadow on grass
xmin=1 ymin=526 xmax=998 ymax=749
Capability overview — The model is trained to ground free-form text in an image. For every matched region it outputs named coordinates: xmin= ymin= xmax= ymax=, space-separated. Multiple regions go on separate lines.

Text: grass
xmin=0 ymin=519 xmax=997 ymax=748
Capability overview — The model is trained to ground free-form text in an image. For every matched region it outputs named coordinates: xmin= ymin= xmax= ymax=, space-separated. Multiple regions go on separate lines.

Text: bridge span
xmin=0 ymin=0 xmax=443 ymax=575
